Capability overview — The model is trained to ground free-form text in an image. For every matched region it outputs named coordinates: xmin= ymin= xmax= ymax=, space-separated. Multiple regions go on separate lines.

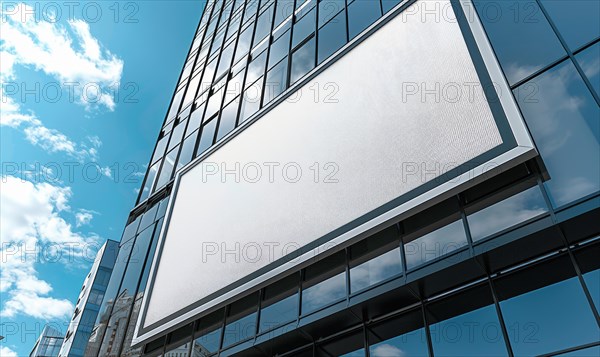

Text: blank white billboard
xmin=134 ymin=0 xmax=535 ymax=344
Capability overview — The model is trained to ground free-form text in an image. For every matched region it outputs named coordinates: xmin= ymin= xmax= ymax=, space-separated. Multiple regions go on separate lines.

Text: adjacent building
xmin=58 ymin=240 xmax=119 ymax=357
xmin=29 ymin=326 xmax=64 ymax=357
xmin=85 ymin=0 xmax=599 ymax=356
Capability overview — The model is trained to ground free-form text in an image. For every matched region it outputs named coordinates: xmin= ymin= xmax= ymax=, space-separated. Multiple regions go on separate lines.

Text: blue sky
xmin=0 ymin=1 xmax=205 ymax=355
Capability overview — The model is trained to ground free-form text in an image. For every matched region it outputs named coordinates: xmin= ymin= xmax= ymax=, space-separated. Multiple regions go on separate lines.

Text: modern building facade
xmin=57 ymin=240 xmax=119 ymax=357
xmin=85 ymin=0 xmax=599 ymax=356
xmin=29 ymin=326 xmax=64 ymax=357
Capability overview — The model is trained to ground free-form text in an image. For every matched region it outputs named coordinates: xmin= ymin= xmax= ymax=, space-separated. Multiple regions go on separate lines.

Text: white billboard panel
xmin=134 ymin=0 xmax=536 ymax=345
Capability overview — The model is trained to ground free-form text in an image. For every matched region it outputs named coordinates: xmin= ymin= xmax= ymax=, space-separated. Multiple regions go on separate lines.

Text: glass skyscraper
xmin=84 ymin=0 xmax=599 ymax=356
xmin=58 ymin=240 xmax=119 ymax=357
xmin=30 ymin=326 xmax=64 ymax=357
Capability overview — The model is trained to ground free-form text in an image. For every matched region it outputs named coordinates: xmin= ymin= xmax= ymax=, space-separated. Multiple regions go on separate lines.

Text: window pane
xmin=318 ymin=0 xmax=345 ymax=27
xmin=301 ymin=252 xmax=346 ymax=314
xmin=382 ymin=0 xmax=401 ymax=13
xmin=351 ymin=249 xmax=402 ymax=293
xmin=292 ymin=8 xmax=316 ymax=48
xmin=183 ymin=74 xmax=202 ymax=109
xmin=178 ymin=130 xmax=198 ymax=168
xmin=167 ymin=89 xmax=184 ymax=121
xmin=473 ymin=0 xmax=565 ymax=85
xmin=140 ymin=161 xmax=160 ymax=201
xmin=192 ymin=310 xmax=223 ymax=356
xmin=118 ymin=225 xmax=154 ymax=300
xmin=498 ymin=275 xmax=600 ymax=356
xmin=216 ymin=41 xmax=235 ymax=78
xmin=301 ymin=272 xmax=346 ymax=314
xmin=269 ymin=29 xmax=291 ymax=69
xmin=155 ymin=146 xmax=179 ymax=189
xmin=404 ymin=219 xmax=468 ymax=270
xmin=196 ymin=119 xmax=217 ymax=156
xmin=556 ymin=345 xmax=600 ymax=357
xmin=254 ymin=4 xmax=274 ymax=45
xmin=187 ymin=106 xmax=204 ymax=137
xmin=244 ymin=0 xmax=259 ymax=23
xmin=317 ymin=329 xmax=365 ymax=357
xmin=222 ymin=294 xmax=258 ymax=347
xmin=235 ymin=25 xmax=254 ymax=63
xmin=240 ymin=78 xmax=264 ymax=122
xmin=290 ymin=37 xmax=316 ymax=84
xmin=348 ymin=0 xmax=381 ymax=40
xmin=259 ymin=275 xmax=299 ymax=333
xmin=274 ymin=0 xmax=295 ymax=27
xmin=318 ymin=10 xmax=347 ymax=64
xmin=210 ymin=81 xmax=227 ymax=112
xmin=515 ymin=60 xmax=600 ymax=207
xmin=583 ymin=269 xmax=600 ymax=311
xmin=138 ymin=219 xmax=163 ymax=295
xmin=164 ymin=342 xmax=190 ymax=357
xmin=427 ymin=284 xmax=508 ymax=357
xmin=349 ymin=227 xmax=402 ymax=293
xmin=264 ymin=58 xmax=288 ymax=105
xmin=201 ymin=58 xmax=217 ymax=92
xmin=216 ymin=99 xmax=239 ymax=141
xmin=575 ymin=42 xmax=600 ymax=96
xmin=368 ymin=309 xmax=428 ymax=357
xmin=151 ymin=135 xmax=168 ymax=164
xmin=210 ymin=29 xmax=225 ymax=56
xmin=168 ymin=120 xmax=186 ymax=151
xmin=540 ymin=0 xmax=600 ymax=50
xmin=467 ymin=186 xmax=548 ymax=242
xmin=245 ymin=51 xmax=267 ymax=88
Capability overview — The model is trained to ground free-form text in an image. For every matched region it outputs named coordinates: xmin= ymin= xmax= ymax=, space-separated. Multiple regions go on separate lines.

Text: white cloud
xmin=0 ymin=346 xmax=19 ymax=357
xmin=0 ymin=94 xmax=103 ymax=161
xmin=371 ymin=343 xmax=406 ymax=357
xmin=0 ymin=2 xmax=122 ymax=161
xmin=75 ymin=209 xmax=95 ymax=227
xmin=1 ymin=3 xmax=123 ymax=110
xmin=0 ymin=175 xmax=99 ymax=320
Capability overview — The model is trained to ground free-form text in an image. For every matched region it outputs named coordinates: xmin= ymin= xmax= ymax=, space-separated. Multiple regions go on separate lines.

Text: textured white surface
xmin=144 ymin=0 xmax=503 ymax=326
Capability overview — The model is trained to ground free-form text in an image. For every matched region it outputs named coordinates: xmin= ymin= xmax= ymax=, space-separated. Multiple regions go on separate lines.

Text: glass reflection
xmin=467 ymin=186 xmax=548 ymax=241
xmin=404 ymin=219 xmax=468 ymax=269
xmin=318 ymin=0 xmax=345 ymax=27
xmin=164 ymin=342 xmax=190 ymax=357
xmin=473 ymin=0 xmax=565 ymax=85
xmin=264 ymin=58 xmax=288 ymax=105
xmin=291 ymin=37 xmax=316 ymax=84
xmin=350 ymin=249 xmax=402 ymax=293
xmin=192 ymin=328 xmax=221 ymax=356
xmin=318 ymin=10 xmax=347 ymax=64
xmin=556 ymin=345 xmax=600 ymax=357
xmin=196 ymin=119 xmax=217 ymax=156
xmin=583 ymin=269 xmax=600 ymax=311
xmin=259 ymin=294 xmax=298 ymax=333
xmin=222 ymin=312 xmax=257 ymax=347
xmin=369 ymin=328 xmax=428 ymax=357
xmin=178 ymin=131 xmax=198 ymax=169
xmin=155 ymin=146 xmax=179 ymax=189
xmin=239 ymin=78 xmax=264 ymax=122
xmin=575 ymin=42 xmax=600 ymax=96
xmin=301 ymin=271 xmax=346 ymax=314
xmin=140 ymin=162 xmax=159 ymax=202
xmin=539 ymin=0 xmax=600 ymax=50
xmin=499 ymin=275 xmax=600 ymax=356
xmin=429 ymin=305 xmax=508 ymax=356
xmin=515 ymin=60 xmax=600 ymax=207
xmin=292 ymin=8 xmax=316 ymax=48
xmin=216 ymin=99 xmax=239 ymax=140
xmin=347 ymin=0 xmax=381 ymax=39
